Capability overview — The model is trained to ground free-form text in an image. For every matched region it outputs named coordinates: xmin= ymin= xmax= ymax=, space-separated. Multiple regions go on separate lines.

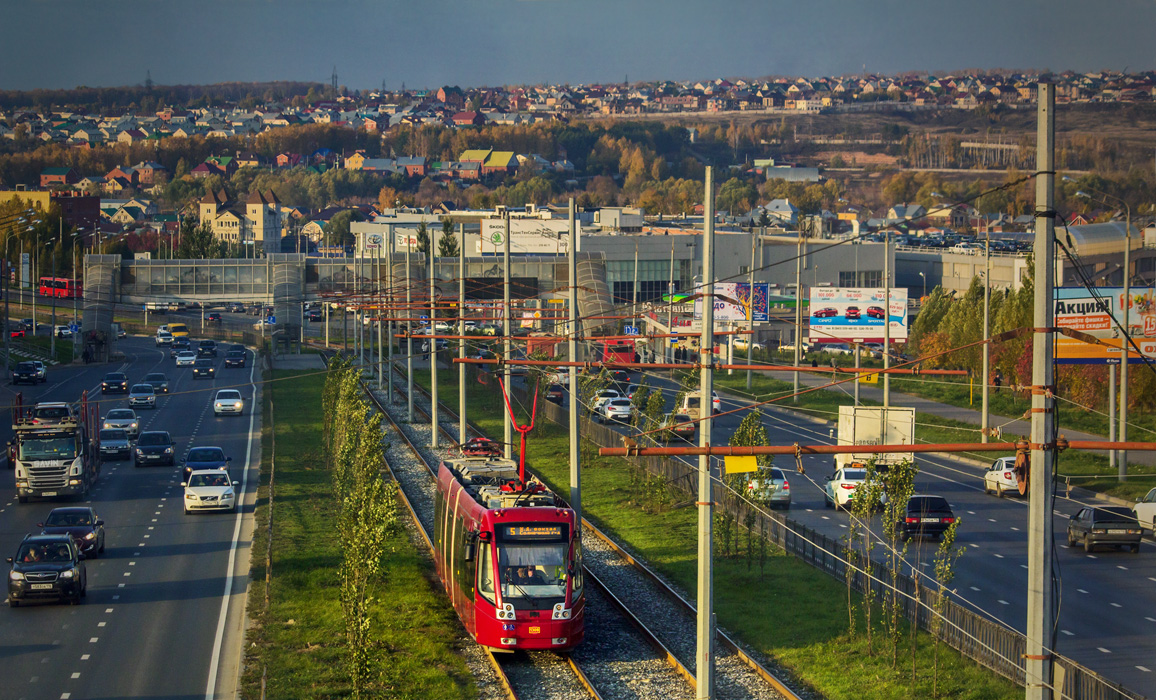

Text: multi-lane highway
xmin=0 ymin=335 xmax=260 ymax=700
xmin=591 ymin=370 xmax=1156 ymax=693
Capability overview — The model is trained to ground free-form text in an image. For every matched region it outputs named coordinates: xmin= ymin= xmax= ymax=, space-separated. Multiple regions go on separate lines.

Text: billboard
xmin=693 ymin=283 xmax=771 ymax=323
xmin=1054 ymin=286 xmax=1156 ymax=364
xmin=807 ymin=287 xmax=908 ymax=342
xmin=477 ymin=218 xmax=575 ymax=255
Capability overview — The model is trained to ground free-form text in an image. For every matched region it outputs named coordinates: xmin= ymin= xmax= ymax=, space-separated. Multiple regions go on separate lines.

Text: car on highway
xmin=30 ymin=361 xmax=47 ymax=381
xmin=192 ymin=358 xmax=216 ymax=379
xmin=597 ymin=398 xmax=635 ymax=424
xmin=982 ymin=456 xmax=1023 ymax=498
xmin=1067 ymin=506 xmax=1142 ymax=553
xmin=304 ymin=308 xmax=323 ymax=322
xmin=101 ymin=371 xmax=129 ymax=394
xmin=624 ymin=383 xmax=641 ymax=399
xmin=196 ymin=339 xmax=218 ymax=357
xmin=128 ymin=384 xmax=157 ymax=409
xmin=824 ymin=467 xmax=869 ymax=510
xmin=39 ymin=507 xmax=105 ymax=557
xmin=141 ymin=372 xmax=170 ymax=394
xmin=54 ymin=325 xmax=72 ymax=338
xmin=6 ymin=534 xmax=87 ymax=606
xmin=228 ymin=302 xmax=245 ymax=313
xmin=845 ymin=306 xmax=861 ymax=320
xmin=98 ymin=428 xmax=133 ymax=460
xmin=181 ymin=445 xmax=230 ymax=482
xmin=205 ymin=312 xmax=222 ymax=324
xmin=746 ymin=467 xmax=791 ymax=509
xmin=169 ymin=337 xmax=191 ymax=356
xmin=102 ymin=408 xmax=140 ymax=438
xmin=710 ymin=390 xmax=721 ymax=414
xmin=183 ymin=470 xmax=239 ymax=514
xmin=545 ymin=384 xmax=565 ymax=403
xmin=817 ymin=343 xmax=855 ymax=356
xmin=608 ymin=370 xmax=632 ymax=389
xmin=134 ymin=430 xmax=175 ymax=467
xmin=660 ymin=413 xmax=696 ymax=442
xmin=175 ymin=350 xmax=197 ymax=367
xmin=812 ymin=307 xmax=838 ymax=318
xmin=20 ymin=318 xmax=34 ymax=331
xmin=167 ymin=323 xmax=190 ymax=338
xmin=224 ymin=349 xmax=247 ymax=368
xmin=11 ymin=361 xmax=42 ymax=385
xmin=591 ymin=389 xmax=622 ymax=414
xmin=30 ymin=402 xmax=77 ymax=427
xmin=895 ymin=495 xmax=956 ymax=541
xmin=213 ymin=389 xmax=245 ymax=417
xmin=1134 ymin=488 xmax=1156 ymax=530
xmin=155 ymin=329 xmax=173 ymax=346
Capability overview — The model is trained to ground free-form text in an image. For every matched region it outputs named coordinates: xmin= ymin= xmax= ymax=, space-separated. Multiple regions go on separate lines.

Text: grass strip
xmin=417 ymin=367 xmax=1020 ymax=700
xmin=242 ymin=368 xmax=476 ymax=699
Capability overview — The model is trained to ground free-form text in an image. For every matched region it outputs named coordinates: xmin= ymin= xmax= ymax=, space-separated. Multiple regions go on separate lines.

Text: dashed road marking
xmin=1111 ymin=603 xmax=1122 ymax=608
xmin=1088 ymin=555 xmax=1098 ymax=559
xmin=967 ymin=510 xmax=976 ymax=515
xmin=998 ymin=600 xmax=1009 ymax=605
xmin=70 ymin=673 xmax=80 ymax=679
xmin=970 ymin=586 xmax=981 ymax=592
xmin=1098 ymin=647 xmax=1112 ymax=653
xmin=97 ymin=622 xmax=106 ymax=627
xmin=1078 ymin=588 xmax=1088 ymax=594
xmin=80 ymin=654 xmax=89 ymax=660
xmin=1010 ymin=527 xmax=1019 ymax=531
xmin=104 ymin=608 xmax=112 ymax=613
xmin=1138 ymin=666 xmax=1152 ymax=673
xmin=1061 ymin=630 xmax=1073 ymax=636
xmin=1020 ymin=564 xmax=1028 ymax=569
xmin=820 ymin=516 xmax=830 ymax=521
xmin=117 ymin=583 xmax=125 ymax=588
xmin=89 ymin=638 xmax=98 ymax=643
xmin=993 ymin=553 xmax=1004 ymax=559
xmin=988 ymin=518 xmax=996 ymax=522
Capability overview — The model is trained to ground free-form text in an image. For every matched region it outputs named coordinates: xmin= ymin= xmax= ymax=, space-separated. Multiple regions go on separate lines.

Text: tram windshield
xmin=495 ymin=523 xmax=570 ymax=601
xmin=19 ymin=437 xmax=77 ymax=461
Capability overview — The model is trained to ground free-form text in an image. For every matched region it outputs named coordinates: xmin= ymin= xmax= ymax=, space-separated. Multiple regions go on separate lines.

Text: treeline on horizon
xmin=0 ymin=81 xmax=330 ymax=114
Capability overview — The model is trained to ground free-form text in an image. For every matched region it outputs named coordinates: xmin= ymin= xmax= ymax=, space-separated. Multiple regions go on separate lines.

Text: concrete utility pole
xmin=696 ymin=167 xmax=716 ymax=700
xmin=459 ymin=223 xmax=467 ymax=445
xmin=981 ymin=230 xmax=991 ymax=442
xmin=376 ymin=246 xmax=383 ymax=389
xmin=882 ymin=226 xmax=890 ymax=407
xmin=1121 ymin=204 xmax=1132 ymax=480
xmin=503 ymin=213 xmax=513 ymax=460
xmin=746 ymin=229 xmax=757 ymax=390
xmin=430 ymin=225 xmax=439 ymax=449
xmin=1109 ymin=364 xmax=1116 ymax=471
xmin=387 ymin=225 xmax=395 ymax=403
xmin=1025 ymin=82 xmax=1056 ymax=700
xmin=793 ymin=231 xmax=803 ymax=404
xmin=567 ymin=199 xmax=581 ymax=531
xmin=406 ymin=236 xmax=414 ymax=423
xmin=668 ymin=241 xmax=676 ymax=363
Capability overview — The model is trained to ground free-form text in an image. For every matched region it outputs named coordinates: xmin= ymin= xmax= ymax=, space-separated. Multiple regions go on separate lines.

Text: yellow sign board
xmin=724 ymin=455 xmax=759 ymax=474
xmin=859 ymin=372 xmax=880 ymax=384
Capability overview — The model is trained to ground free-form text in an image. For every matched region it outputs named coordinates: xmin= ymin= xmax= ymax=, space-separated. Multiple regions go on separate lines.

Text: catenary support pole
xmin=406 ymin=237 xmax=414 ymax=423
xmin=882 ymin=226 xmax=890 ymax=407
xmin=430 ymin=227 xmax=439 ymax=449
xmin=696 ymin=167 xmax=715 ymax=700
xmin=387 ymin=225 xmax=395 ymax=403
xmin=1109 ymin=363 xmax=1116 ymax=471
xmin=746 ymin=229 xmax=757 ymax=390
xmin=793 ymin=230 xmax=802 ymax=404
xmin=376 ymin=247 xmax=384 ymax=389
xmin=503 ymin=213 xmax=513 ymax=460
xmin=567 ymin=199 xmax=582 ymax=532
xmin=854 ymin=348 xmax=860 ymax=406
xmin=982 ymin=230 xmax=991 ymax=442
xmin=1121 ymin=205 xmax=1131 ymax=480
xmin=459 ymin=223 xmax=467 ymax=445
xmin=668 ymin=240 xmax=675 ymax=364
xmin=1025 ymin=81 xmax=1055 ymax=700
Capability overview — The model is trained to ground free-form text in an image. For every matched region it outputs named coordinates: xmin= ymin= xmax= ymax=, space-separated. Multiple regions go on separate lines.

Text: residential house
xmin=132 ymin=161 xmax=167 ymax=186
xmin=40 ymin=167 xmax=80 ymax=188
xmin=396 ymin=156 xmax=427 ymax=177
xmin=452 ymin=111 xmax=485 ymax=127
xmin=198 ymin=188 xmax=282 ymax=253
xmin=275 ymin=153 xmax=303 ymax=168
xmin=459 ymin=149 xmax=517 ymax=177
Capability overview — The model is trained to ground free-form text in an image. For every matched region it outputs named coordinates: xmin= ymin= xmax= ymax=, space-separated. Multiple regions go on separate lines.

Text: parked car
xmin=141 ymin=372 xmax=170 ymax=394
xmin=183 ymin=470 xmax=240 ymax=514
xmin=134 ymin=431 xmax=175 ymax=467
xmin=192 ymin=359 xmax=216 ymax=379
xmin=54 ymin=325 xmax=72 ymax=338
xmin=98 ymin=428 xmax=133 ymax=461
xmin=894 ymin=495 xmax=956 ymax=541
xmin=128 ymin=384 xmax=157 ymax=409
xmin=101 ymin=372 xmax=129 ymax=394
xmin=598 ymin=398 xmax=635 ymax=424
xmin=824 ymin=467 xmax=869 ymax=510
xmin=102 ymin=408 xmax=140 ymax=438
xmin=1134 ymin=487 xmax=1156 ymax=530
xmin=11 ymin=361 xmax=41 ymax=385
xmin=224 ymin=349 xmax=247 ymax=368
xmin=1067 ymin=506 xmax=1142 ymax=553
xmin=661 ymin=413 xmax=696 ymax=442
xmin=982 ymin=456 xmax=1023 ymax=498
xmin=6 ymin=534 xmax=87 ymax=606
xmin=175 ymin=351 xmax=197 ymax=367
xmin=460 ymin=437 xmax=502 ymax=457
xmin=746 ymin=467 xmax=791 ymax=509
xmin=818 ymin=343 xmax=855 ymax=356
xmin=213 ymin=389 xmax=245 ymax=417
xmin=181 ymin=445 xmax=231 ymax=483
xmin=304 ymin=308 xmax=323 ymax=322
xmin=39 ymin=507 xmax=105 ymax=557
xmin=591 ymin=389 xmax=622 ymax=414
xmin=732 ymin=338 xmax=765 ymax=351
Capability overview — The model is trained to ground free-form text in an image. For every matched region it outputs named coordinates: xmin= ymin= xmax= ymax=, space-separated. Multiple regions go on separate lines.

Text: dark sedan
xmin=196 ymin=340 xmax=218 ymax=357
xmin=1067 ymin=506 xmax=1142 ymax=553
xmin=101 ymin=372 xmax=129 ymax=394
xmin=39 ymin=507 xmax=105 ymax=557
xmin=205 ymin=312 xmax=222 ymax=324
xmin=224 ymin=349 xmax=247 ymax=368
xmin=181 ymin=445 xmax=231 ymax=482
xmin=192 ymin=359 xmax=216 ymax=379
xmin=142 ymin=372 xmax=170 ymax=394
xmin=169 ymin=337 xmax=191 ymax=357
xmin=545 ymin=384 xmax=565 ymax=403
xmin=11 ymin=361 xmax=41 ymax=385
xmin=895 ymin=495 xmax=956 ymax=541
xmin=134 ymin=431 xmax=175 ymax=467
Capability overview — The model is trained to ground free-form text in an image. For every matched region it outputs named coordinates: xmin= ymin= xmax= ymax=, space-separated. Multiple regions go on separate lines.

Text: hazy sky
xmin=3 ymin=0 xmax=1155 ymax=92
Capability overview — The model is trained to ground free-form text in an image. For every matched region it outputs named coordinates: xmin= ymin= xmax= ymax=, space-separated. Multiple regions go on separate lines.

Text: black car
xmin=39 ymin=507 xmax=105 ymax=557
xmin=7 ymin=534 xmax=87 ymax=606
xmin=101 ymin=372 xmax=129 ymax=394
xmin=224 ymin=349 xmax=247 ymax=368
xmin=609 ymin=370 xmax=632 ymax=389
xmin=169 ymin=337 xmax=191 ymax=357
xmin=11 ymin=361 xmax=41 ymax=385
xmin=895 ymin=495 xmax=956 ymax=541
xmin=1067 ymin=506 xmax=1143 ymax=553
xmin=196 ymin=340 xmax=218 ymax=358
xmin=192 ymin=359 xmax=216 ymax=379
xmin=205 ymin=312 xmax=222 ymax=324
xmin=545 ymin=384 xmax=565 ymax=403
xmin=142 ymin=372 xmax=170 ymax=394
xmin=304 ymin=308 xmax=323 ymax=322
xmin=228 ymin=302 xmax=245 ymax=313
xmin=134 ymin=430 xmax=175 ymax=467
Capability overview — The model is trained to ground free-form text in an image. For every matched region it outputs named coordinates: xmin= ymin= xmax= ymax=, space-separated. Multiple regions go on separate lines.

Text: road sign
xmin=267 ymin=315 xmax=276 ymax=325
xmin=724 ymin=455 xmax=758 ymax=474
xmin=419 ymin=315 xmax=429 ymax=326
xmin=69 ymin=323 xmax=79 ymax=334
xmin=624 ymin=325 xmax=639 ymax=335
xmin=859 ymin=372 xmax=880 ymax=384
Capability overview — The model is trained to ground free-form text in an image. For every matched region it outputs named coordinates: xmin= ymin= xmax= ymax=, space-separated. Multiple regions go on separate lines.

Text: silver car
xmin=128 ymin=384 xmax=157 ymax=409
xmin=98 ymin=428 xmax=132 ymax=460
xmin=175 ymin=351 xmax=197 ymax=367
xmin=598 ymin=398 xmax=635 ymax=424
xmin=747 ymin=467 xmax=792 ymax=509
xmin=102 ymin=408 xmax=140 ymax=438
xmin=213 ymin=389 xmax=244 ymax=417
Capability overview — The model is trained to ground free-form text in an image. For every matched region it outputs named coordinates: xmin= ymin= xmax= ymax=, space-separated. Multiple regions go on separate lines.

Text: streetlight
xmin=45 ymin=240 xmax=56 ymax=360
xmin=917 ymin=271 xmax=926 ymax=300
xmin=1073 ymin=183 xmax=1132 ymax=479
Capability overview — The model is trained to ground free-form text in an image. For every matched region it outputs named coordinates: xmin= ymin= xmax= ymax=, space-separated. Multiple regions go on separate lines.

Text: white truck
xmin=834 ymin=406 xmax=916 ymax=472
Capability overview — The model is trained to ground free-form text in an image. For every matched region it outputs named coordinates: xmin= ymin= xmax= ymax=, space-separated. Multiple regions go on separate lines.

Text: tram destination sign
xmin=502 ymin=525 xmax=565 ymax=540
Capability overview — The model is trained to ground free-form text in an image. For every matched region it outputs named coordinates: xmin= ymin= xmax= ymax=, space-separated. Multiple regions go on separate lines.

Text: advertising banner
xmin=693 ymin=283 xmax=771 ymax=323
xmin=1054 ymin=287 xmax=1156 ymax=364
xmin=477 ymin=218 xmax=575 ymax=255
xmin=807 ymin=287 xmax=908 ymax=342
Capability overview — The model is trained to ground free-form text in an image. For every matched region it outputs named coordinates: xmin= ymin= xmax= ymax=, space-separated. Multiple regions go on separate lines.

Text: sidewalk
xmin=762 ymin=369 xmax=1156 ymax=469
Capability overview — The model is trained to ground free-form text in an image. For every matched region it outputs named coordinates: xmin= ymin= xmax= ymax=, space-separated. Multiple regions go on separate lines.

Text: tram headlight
xmin=551 ymin=602 xmax=571 ymax=620
xmin=496 ymin=602 xmax=516 ymax=620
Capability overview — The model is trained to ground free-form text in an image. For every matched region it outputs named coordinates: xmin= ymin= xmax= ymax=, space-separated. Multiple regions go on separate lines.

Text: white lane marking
xmin=147 ymin=526 xmax=154 ymax=530
xmin=993 ymin=553 xmax=1004 ymax=559
xmin=97 ymin=622 xmax=106 ymax=627
xmin=970 ymin=543 xmax=980 ymax=548
xmin=143 ymin=535 xmax=150 ymax=539
xmin=1088 ymin=555 xmax=1098 ymax=559
xmin=1149 ymin=577 xmax=1156 ymax=583
xmin=128 ymin=562 xmax=135 ymax=567
xmin=969 ymin=586 xmax=981 ymax=592
xmin=1117 ymin=565 xmax=1128 ymax=570
xmin=112 ymin=595 xmax=119 ymax=600
xmin=117 ymin=583 xmax=125 ymax=588
xmin=71 ymin=673 xmax=80 ymax=679
xmin=204 ymin=360 xmax=257 ymax=700
xmin=998 ymin=600 xmax=1009 ymax=605
xmin=80 ymin=655 xmax=90 ymax=660
xmin=1098 ymin=647 xmax=1112 ymax=653
xmin=1020 ymin=564 xmax=1029 ymax=569
xmin=988 ymin=518 xmax=996 ymax=523
xmin=1138 ymin=666 xmax=1152 ymax=673
xmin=805 ymin=508 xmax=813 ymax=513
xmin=820 ymin=516 xmax=830 ymax=521
xmin=62 ymin=693 xmax=71 ymax=699
xmin=1010 ymin=527 xmax=1019 ymax=531
xmin=1061 ymin=630 xmax=1073 ymax=636
xmin=967 ymin=510 xmax=976 ymax=515
xmin=104 ymin=608 xmax=112 ymax=613
xmin=1111 ymin=603 xmax=1122 ymax=608
xmin=838 ymin=523 xmax=847 ymax=529
xmin=137 ymin=543 xmax=145 ymax=547
xmin=89 ymin=638 xmax=98 ymax=643
xmin=1147 ymin=617 xmax=1156 ymax=622
xmin=1078 ymin=588 xmax=1088 ymax=594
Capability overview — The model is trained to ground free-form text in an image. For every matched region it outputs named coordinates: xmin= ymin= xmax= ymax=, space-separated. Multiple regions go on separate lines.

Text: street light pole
xmin=981 ymin=232 xmax=991 ymax=443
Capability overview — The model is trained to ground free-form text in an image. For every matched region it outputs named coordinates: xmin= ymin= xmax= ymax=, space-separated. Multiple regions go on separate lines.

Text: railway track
xmin=379 ymin=365 xmax=806 ymax=700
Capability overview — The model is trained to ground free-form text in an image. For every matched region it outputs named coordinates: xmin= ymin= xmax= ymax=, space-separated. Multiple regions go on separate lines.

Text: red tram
xmin=433 ymin=456 xmax=585 ymax=651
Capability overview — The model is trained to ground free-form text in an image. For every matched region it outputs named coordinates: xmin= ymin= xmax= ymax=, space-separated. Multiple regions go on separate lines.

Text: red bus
xmin=38 ymin=277 xmax=83 ymax=299
xmin=434 ymin=456 xmax=584 ymax=651
xmin=597 ymin=341 xmax=636 ymax=365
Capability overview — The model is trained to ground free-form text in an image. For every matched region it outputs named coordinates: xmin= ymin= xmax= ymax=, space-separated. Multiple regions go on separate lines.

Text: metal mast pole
xmin=632 ymin=239 xmax=639 ymax=320
xmin=981 ymin=230 xmax=991 ymax=442
xmin=387 ymin=225 xmax=395 ymax=403
xmin=567 ymin=199 xmax=581 ymax=531
xmin=668 ymin=241 xmax=675 ymax=363
xmin=503 ymin=213 xmax=513 ymax=460
xmin=696 ymin=167 xmax=715 ymax=700
xmin=793 ymin=231 xmax=802 ymax=404
xmin=746 ymin=229 xmax=757 ymax=390
xmin=882 ymin=227 xmax=890 ymax=407
xmin=406 ymin=237 xmax=414 ymax=423
xmin=1025 ymin=81 xmax=1055 ymax=700
xmin=430 ymin=226 xmax=439 ymax=448
xmin=1109 ymin=364 xmax=1117 ymax=471
xmin=376 ymin=246 xmax=384 ymax=389
xmin=459 ymin=223 xmax=467 ymax=445
xmin=1121 ymin=206 xmax=1131 ymax=480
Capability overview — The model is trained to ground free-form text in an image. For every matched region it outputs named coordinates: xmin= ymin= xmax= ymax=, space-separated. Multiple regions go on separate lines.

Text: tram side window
xmin=477 ymin=542 xmax=495 ymax=604
xmin=571 ymin=539 xmax=583 ymax=598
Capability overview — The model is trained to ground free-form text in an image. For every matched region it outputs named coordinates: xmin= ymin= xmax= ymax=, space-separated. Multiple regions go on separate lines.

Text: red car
xmin=812 ymin=307 xmax=838 ymax=318
xmin=8 ymin=327 xmax=24 ymax=338
xmin=459 ymin=437 xmax=502 ymax=457
xmin=866 ymin=306 xmax=885 ymax=319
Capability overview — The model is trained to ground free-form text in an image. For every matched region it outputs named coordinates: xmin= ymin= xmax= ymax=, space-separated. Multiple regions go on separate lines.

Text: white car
xmin=950 ymin=243 xmax=985 ymax=255
xmin=30 ymin=361 xmax=47 ymax=381
xmin=1134 ymin=488 xmax=1156 ymax=530
xmin=213 ymin=389 xmax=245 ymax=417
xmin=54 ymin=325 xmax=72 ymax=338
xmin=155 ymin=330 xmax=173 ymax=346
xmin=819 ymin=343 xmax=855 ymax=356
xmin=433 ymin=321 xmax=452 ymax=333
xmin=591 ymin=389 xmax=622 ymax=414
xmin=102 ymin=408 xmax=140 ymax=438
xmin=982 ymin=456 xmax=1022 ymax=498
xmin=183 ymin=470 xmax=239 ymax=513
xmin=175 ymin=351 xmax=197 ymax=367
xmin=711 ymin=390 xmax=721 ymax=414
xmin=733 ymin=338 xmax=765 ymax=352
xmin=824 ymin=467 xmax=869 ymax=510
xmin=598 ymin=398 xmax=635 ymax=424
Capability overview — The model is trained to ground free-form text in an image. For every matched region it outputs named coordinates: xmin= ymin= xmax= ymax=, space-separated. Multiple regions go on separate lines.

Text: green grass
xmin=242 ymin=368 xmax=476 ymax=700
xmin=416 ymin=367 xmax=1021 ymax=700
xmin=713 ymin=371 xmax=1156 ymax=502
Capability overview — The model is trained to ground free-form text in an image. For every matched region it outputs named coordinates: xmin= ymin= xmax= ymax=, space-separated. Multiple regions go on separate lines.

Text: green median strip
xmin=242 ymin=368 xmax=476 ymax=699
xmin=416 ymin=367 xmax=1020 ymax=700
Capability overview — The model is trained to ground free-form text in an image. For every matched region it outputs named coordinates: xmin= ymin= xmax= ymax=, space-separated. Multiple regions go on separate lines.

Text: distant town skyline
xmin=2 ymin=0 xmax=1154 ymax=92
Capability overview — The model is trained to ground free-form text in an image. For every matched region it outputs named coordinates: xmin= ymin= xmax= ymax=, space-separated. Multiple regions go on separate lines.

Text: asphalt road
xmin=590 ymin=370 xmax=1156 ymax=693
xmin=0 ymin=335 xmax=260 ymax=700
